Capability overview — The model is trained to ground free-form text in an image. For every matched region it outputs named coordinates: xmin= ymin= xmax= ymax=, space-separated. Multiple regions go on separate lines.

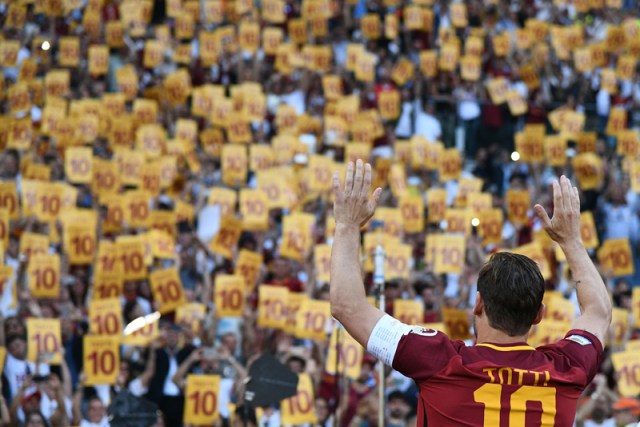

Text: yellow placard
xmin=183 ymin=375 xmax=221 ymax=425
xmin=610 ymin=308 xmax=629 ymax=348
xmin=419 ymin=50 xmax=438 ymax=77
xmin=0 ymin=209 xmax=8 ymax=250
xmin=280 ymin=213 xmax=314 ymax=262
xmin=427 ymin=188 xmax=447 ymax=223
xmin=325 ymin=327 xmax=363 ymax=380
xmin=123 ymin=190 xmax=151 ymax=229
xmin=384 ymin=243 xmax=413 ymax=279
xmin=0 ymin=266 xmax=14 ymax=309
xmin=210 ymin=216 xmax=243 ymax=259
xmin=116 ymin=235 xmax=147 ymax=280
xmin=221 ymin=144 xmax=248 ymax=187
xmin=257 ymin=285 xmax=288 ymax=329
xmin=89 ymin=298 xmax=122 ymax=337
xmin=515 ymin=131 xmax=543 ymax=163
xmin=92 ymin=159 xmax=121 ymax=199
xmin=478 ymin=209 xmax=504 ymax=245
xmin=442 ymin=308 xmax=472 ymax=340
xmin=96 ymin=240 xmax=121 ymax=278
xmin=175 ymin=303 xmax=206 ymax=336
xmin=27 ymin=254 xmax=60 ymax=299
xmin=295 ymin=299 xmax=330 ymax=341
xmin=632 ymin=288 xmax=640 ymax=328
xmin=27 ymin=318 xmax=62 ymax=364
xmin=64 ymin=222 xmax=97 ymax=265
xmin=467 ymin=193 xmax=492 ymax=217
xmin=439 ymin=148 xmax=462 ymax=181
xmin=20 ymin=232 xmax=49 ymax=260
xmin=606 ymin=108 xmax=626 ymax=136
xmin=544 ymin=135 xmax=567 ymax=167
xmin=439 ymin=43 xmax=459 ymax=71
xmin=546 ymin=295 xmax=575 ymax=324
xmin=122 ymin=317 xmax=158 ymax=347
xmin=215 ymin=275 xmax=245 ymax=317
xmin=399 ymin=195 xmax=424 ymax=233
xmin=617 ymin=130 xmax=639 ymax=158
xmin=378 ymin=89 xmax=400 ymax=120
xmin=87 ymin=44 xmax=109 ymax=76
xmin=93 ymin=272 xmax=123 ymax=301
xmin=285 ymin=293 xmax=307 ymax=334
xmin=59 ymin=36 xmax=80 ymax=67
xmin=580 ymin=211 xmax=599 ymax=249
xmin=281 ymin=373 xmax=318 ymax=425
xmin=24 ymin=163 xmax=50 ymax=182
xmin=505 ymin=189 xmax=530 ymax=226
xmin=83 ymin=336 xmax=120 ymax=386
xmin=445 ymin=209 xmax=471 ymax=236
xmin=510 ymin=241 xmax=551 ymax=279
xmin=485 ymin=77 xmax=509 ymax=105
xmin=460 ymin=55 xmax=481 ymax=81
xmin=208 ymin=187 xmax=237 ymax=218
xmin=373 ymin=207 xmax=403 ymax=238
xmin=361 ymin=14 xmax=381 ymax=39
xmin=394 ymin=300 xmax=423 ymax=325
xmin=149 ymin=267 xmax=186 ymax=313
xmin=240 ymin=189 xmax=269 ymax=231
xmin=612 ymin=351 xmax=640 ymax=398
xmin=572 ymin=153 xmax=603 ymax=190
xmin=314 ymin=244 xmax=332 ymax=284
xmin=529 ymin=319 xmax=570 ymax=348
xmin=433 ymin=234 xmax=465 ymax=274
xmin=0 ymin=182 xmax=19 ymax=220
xmin=235 ymin=249 xmax=263 ymax=292
xmin=147 ymin=229 xmax=174 ymax=260
xmin=598 ymin=238 xmax=634 ymax=277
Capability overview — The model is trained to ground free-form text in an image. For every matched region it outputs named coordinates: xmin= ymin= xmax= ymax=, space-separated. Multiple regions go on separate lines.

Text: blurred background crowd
xmin=1 ymin=0 xmax=640 ymax=425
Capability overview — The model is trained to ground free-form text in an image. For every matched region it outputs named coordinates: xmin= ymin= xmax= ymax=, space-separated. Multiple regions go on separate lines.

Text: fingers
xmin=361 ymin=163 xmax=372 ymax=200
xmin=561 ymin=175 xmax=572 ymax=208
xmin=353 ymin=159 xmax=364 ymax=196
xmin=332 ymin=171 xmax=341 ymax=199
xmin=552 ymin=180 xmax=563 ymax=212
xmin=368 ymin=187 xmax=383 ymax=213
xmin=572 ymin=186 xmax=580 ymax=213
xmin=344 ymin=162 xmax=354 ymax=195
xmin=533 ymin=203 xmax=552 ymax=229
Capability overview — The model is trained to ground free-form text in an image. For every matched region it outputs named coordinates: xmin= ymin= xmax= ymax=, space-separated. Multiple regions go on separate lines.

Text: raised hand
xmin=332 ymin=160 xmax=382 ymax=229
xmin=533 ymin=175 xmax=581 ymax=247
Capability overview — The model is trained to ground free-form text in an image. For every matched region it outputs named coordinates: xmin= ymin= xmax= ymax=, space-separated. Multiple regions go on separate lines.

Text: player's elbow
xmin=586 ymin=297 xmax=613 ymax=326
xmin=330 ymin=299 xmax=348 ymax=321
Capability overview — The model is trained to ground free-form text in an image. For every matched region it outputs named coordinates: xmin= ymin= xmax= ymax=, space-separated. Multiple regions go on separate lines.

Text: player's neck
xmin=475 ymin=318 xmax=529 ymax=345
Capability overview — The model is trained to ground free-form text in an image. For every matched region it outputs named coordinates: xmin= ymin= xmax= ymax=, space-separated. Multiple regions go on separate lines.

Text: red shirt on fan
xmin=367 ymin=315 xmax=602 ymax=426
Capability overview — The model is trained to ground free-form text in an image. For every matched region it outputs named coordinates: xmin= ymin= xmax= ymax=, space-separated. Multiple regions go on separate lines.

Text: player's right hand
xmin=332 ymin=159 xmax=382 ymax=229
xmin=533 ymin=175 xmax=581 ymax=247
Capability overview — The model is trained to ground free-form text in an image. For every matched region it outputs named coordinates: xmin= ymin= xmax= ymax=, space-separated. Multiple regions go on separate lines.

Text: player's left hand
xmin=332 ymin=159 xmax=382 ymax=229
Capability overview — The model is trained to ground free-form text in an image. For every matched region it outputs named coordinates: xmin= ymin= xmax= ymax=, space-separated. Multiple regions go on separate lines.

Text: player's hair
xmin=477 ymin=252 xmax=545 ymax=336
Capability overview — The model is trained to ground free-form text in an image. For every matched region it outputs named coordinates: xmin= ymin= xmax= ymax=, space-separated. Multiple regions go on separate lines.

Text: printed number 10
xmin=474 ymin=384 xmax=556 ymax=426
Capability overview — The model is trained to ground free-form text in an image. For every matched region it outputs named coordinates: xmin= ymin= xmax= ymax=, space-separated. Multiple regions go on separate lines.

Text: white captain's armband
xmin=366 ymin=314 xmax=414 ymax=366
xmin=565 ymin=334 xmax=593 ymax=346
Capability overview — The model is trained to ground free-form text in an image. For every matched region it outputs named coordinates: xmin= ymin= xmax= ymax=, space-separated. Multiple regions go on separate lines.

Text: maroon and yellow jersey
xmin=367 ymin=315 xmax=603 ymax=427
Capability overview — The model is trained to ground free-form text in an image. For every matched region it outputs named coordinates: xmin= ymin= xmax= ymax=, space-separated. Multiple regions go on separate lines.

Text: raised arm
xmin=330 ymin=160 xmax=384 ymax=347
xmin=534 ymin=176 xmax=612 ymax=346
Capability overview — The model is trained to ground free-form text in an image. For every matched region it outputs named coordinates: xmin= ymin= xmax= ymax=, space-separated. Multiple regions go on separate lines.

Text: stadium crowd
xmin=1 ymin=0 xmax=640 ymax=425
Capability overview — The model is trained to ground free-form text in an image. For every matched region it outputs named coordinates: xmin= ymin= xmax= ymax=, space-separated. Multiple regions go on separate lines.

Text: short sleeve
xmin=542 ymin=329 xmax=604 ymax=384
xmin=392 ymin=327 xmax=459 ymax=382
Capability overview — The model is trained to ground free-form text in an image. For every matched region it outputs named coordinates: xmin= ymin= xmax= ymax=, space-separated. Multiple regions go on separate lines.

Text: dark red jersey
xmin=367 ymin=315 xmax=602 ymax=427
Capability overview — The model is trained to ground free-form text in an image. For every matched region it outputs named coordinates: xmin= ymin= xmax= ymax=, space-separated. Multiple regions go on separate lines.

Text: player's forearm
xmin=330 ymin=223 xmax=367 ymax=319
xmin=561 ymin=240 xmax=612 ymax=323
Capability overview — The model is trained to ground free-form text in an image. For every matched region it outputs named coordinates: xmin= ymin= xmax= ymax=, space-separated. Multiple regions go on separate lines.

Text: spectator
xmin=145 ymin=325 xmax=194 ymax=427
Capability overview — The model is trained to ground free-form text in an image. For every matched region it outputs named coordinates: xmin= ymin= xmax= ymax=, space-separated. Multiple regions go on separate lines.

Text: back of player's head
xmin=477 ymin=252 xmax=544 ymax=336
